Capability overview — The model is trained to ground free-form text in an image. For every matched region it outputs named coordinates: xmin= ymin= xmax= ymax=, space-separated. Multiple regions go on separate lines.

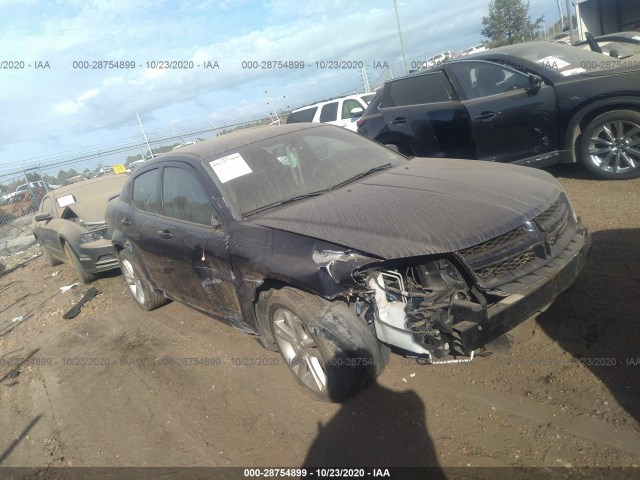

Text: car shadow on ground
xmin=545 ymin=163 xmax=596 ymax=181
xmin=302 ymin=351 xmax=445 ymax=477
xmin=537 ymin=228 xmax=640 ymax=422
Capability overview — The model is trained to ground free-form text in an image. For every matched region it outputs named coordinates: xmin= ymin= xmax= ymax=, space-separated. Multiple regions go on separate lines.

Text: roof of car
xmin=48 ymin=174 xmax=128 ymax=198
xmin=147 ymin=123 xmax=327 ymax=161
xmin=290 ymin=92 xmax=373 ymax=113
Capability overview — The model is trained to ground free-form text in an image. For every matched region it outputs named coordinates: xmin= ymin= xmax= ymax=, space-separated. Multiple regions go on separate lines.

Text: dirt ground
xmin=0 ymin=163 xmax=639 ymax=474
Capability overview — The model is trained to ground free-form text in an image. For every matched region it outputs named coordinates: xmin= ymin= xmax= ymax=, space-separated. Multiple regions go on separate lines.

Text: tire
xmin=36 ymin=238 xmax=61 ymax=267
xmin=117 ymin=248 xmax=168 ymax=311
xmin=579 ymin=110 xmax=640 ymax=180
xmin=265 ymin=287 xmax=388 ymax=402
xmin=64 ymin=242 xmax=96 ymax=285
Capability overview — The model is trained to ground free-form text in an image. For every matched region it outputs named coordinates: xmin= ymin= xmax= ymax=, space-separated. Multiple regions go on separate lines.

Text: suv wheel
xmin=265 ymin=287 xmax=388 ymax=402
xmin=579 ymin=110 xmax=640 ymax=179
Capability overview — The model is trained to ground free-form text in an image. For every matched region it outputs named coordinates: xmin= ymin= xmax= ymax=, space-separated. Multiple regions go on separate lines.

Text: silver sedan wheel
xmin=121 ymin=258 xmax=145 ymax=305
xmin=588 ymin=120 xmax=640 ymax=175
xmin=272 ymin=308 xmax=327 ymax=393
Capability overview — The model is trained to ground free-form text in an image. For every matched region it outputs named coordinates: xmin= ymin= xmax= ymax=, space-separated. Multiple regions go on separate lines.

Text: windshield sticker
xmin=56 ymin=194 xmax=75 ymax=208
xmin=537 ymin=56 xmax=570 ymax=70
xmin=561 ymin=67 xmax=587 ymax=76
xmin=209 ymin=153 xmax=253 ymax=183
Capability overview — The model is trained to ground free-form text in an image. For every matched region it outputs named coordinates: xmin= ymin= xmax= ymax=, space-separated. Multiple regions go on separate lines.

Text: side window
xmin=341 ymin=99 xmax=362 ymax=119
xmin=449 ymin=62 xmax=529 ymax=100
xmin=162 ymin=167 xmax=218 ymax=227
xmin=286 ymin=107 xmax=317 ymax=123
xmin=319 ymin=102 xmax=339 ymax=122
xmin=131 ymin=169 xmax=160 ymax=213
xmin=381 ymin=72 xmax=452 ymax=107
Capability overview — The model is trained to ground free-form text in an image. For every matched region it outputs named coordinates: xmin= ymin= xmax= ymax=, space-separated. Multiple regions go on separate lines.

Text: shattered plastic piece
xmin=410 ymin=373 xmax=416 ymax=378
xmin=11 ymin=315 xmax=25 ymax=323
xmin=51 ymin=271 xmax=59 ymax=277
xmin=59 ymin=283 xmax=79 ymax=293
xmin=63 ymin=287 xmax=98 ymax=319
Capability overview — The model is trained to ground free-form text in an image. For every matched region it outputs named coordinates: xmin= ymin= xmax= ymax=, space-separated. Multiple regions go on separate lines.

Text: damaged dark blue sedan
xmin=106 ymin=124 xmax=590 ymax=401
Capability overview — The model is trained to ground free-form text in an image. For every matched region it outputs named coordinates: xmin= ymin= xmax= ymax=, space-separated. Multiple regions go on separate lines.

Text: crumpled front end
xmin=350 ymin=193 xmax=590 ymax=358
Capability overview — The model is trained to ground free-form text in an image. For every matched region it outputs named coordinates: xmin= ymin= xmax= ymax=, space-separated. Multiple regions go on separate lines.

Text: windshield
xmin=209 ymin=127 xmax=405 ymax=217
xmin=510 ymin=42 xmax=638 ymax=76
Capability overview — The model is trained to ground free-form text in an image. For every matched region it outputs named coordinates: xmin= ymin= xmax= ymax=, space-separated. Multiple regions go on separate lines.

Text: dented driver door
xmin=158 ymin=164 xmax=242 ymax=323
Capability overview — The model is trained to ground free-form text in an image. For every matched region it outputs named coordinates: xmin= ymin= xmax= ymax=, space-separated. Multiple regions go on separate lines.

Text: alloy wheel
xmin=272 ymin=308 xmax=327 ymax=393
xmin=121 ymin=258 xmax=145 ymax=305
xmin=588 ymin=120 xmax=640 ymax=175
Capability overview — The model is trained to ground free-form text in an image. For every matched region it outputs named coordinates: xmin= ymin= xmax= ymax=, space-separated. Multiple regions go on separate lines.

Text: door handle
xmin=121 ymin=218 xmax=132 ymax=226
xmin=157 ymin=230 xmax=173 ymax=240
xmin=474 ymin=111 xmax=496 ymax=121
xmin=390 ymin=117 xmax=408 ymax=125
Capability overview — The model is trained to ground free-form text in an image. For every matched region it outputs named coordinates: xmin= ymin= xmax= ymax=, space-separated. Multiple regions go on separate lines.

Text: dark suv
xmin=357 ymin=42 xmax=640 ymax=180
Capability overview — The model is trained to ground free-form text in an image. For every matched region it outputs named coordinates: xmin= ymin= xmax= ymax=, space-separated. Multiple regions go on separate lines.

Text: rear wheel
xmin=579 ymin=110 xmax=640 ymax=180
xmin=118 ymin=248 xmax=168 ymax=311
xmin=265 ymin=287 xmax=388 ymax=402
xmin=64 ymin=242 xmax=96 ymax=285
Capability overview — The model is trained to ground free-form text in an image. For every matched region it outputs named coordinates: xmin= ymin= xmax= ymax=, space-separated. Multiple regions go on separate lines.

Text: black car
xmin=106 ymin=124 xmax=590 ymax=401
xmin=357 ymin=42 xmax=640 ymax=179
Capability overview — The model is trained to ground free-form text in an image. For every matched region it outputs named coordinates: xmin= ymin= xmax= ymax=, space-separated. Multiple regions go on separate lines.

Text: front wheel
xmin=579 ymin=110 xmax=640 ymax=180
xmin=118 ymin=248 xmax=168 ymax=311
xmin=265 ymin=287 xmax=388 ymax=402
xmin=64 ymin=242 xmax=96 ymax=285
xmin=36 ymin=238 xmax=60 ymax=267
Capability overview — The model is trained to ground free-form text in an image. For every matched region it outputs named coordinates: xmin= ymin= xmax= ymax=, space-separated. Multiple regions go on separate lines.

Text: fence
xmin=0 ymin=114 xmax=286 ymax=269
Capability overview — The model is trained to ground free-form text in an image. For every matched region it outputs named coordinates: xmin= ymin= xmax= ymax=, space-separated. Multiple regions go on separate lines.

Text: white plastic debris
xmin=11 ymin=315 xmax=25 ymax=323
xmin=51 ymin=271 xmax=59 ymax=277
xmin=59 ymin=283 xmax=79 ymax=293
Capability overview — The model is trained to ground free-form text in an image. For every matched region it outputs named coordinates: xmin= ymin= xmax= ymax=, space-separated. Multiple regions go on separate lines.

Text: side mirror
xmin=34 ymin=213 xmax=53 ymax=222
xmin=585 ymin=32 xmax=603 ymax=54
xmin=350 ymin=107 xmax=364 ymax=118
xmin=527 ymin=74 xmax=542 ymax=94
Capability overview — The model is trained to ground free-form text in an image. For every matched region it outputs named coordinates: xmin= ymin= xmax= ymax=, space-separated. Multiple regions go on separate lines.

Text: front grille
xmin=475 ymin=248 xmax=537 ymax=280
xmin=533 ymin=198 xmax=561 ymax=229
xmin=459 ymin=196 xmax=573 ymax=287
xmin=459 ymin=226 xmax=528 ymax=258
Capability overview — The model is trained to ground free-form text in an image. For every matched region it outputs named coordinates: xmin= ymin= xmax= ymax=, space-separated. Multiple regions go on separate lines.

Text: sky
xmin=0 ymin=0 xmax=567 ymax=182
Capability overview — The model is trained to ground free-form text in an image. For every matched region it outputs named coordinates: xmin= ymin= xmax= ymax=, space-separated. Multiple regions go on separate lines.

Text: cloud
xmin=1 ymin=0 xmax=495 ymax=169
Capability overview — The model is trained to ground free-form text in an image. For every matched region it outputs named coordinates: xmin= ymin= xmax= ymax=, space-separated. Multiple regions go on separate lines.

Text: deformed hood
xmin=251 ymin=158 xmax=563 ymax=259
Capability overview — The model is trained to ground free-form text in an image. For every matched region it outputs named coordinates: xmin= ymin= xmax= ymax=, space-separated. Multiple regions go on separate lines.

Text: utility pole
xmin=360 ymin=67 xmax=371 ymax=93
xmin=556 ymin=0 xmax=565 ymax=32
xmin=393 ymin=0 xmax=408 ymax=76
xmin=265 ymin=90 xmax=280 ymax=124
xmin=136 ymin=113 xmax=154 ymax=159
xmin=566 ymin=0 xmax=575 ymax=44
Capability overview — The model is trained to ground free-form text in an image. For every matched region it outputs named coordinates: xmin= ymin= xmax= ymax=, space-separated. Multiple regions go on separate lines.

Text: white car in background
xmin=286 ymin=92 xmax=376 ymax=131
xmin=456 ymin=44 xmax=487 ymax=57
